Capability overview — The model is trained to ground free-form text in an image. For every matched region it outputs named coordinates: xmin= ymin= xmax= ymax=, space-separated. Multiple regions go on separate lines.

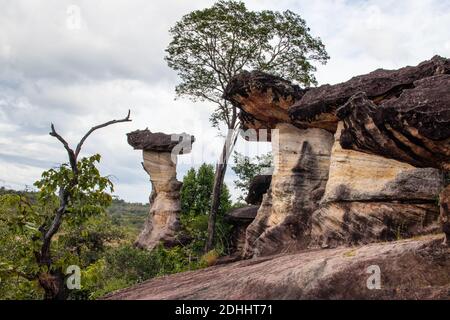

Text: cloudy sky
xmin=1 ymin=0 xmax=450 ymax=203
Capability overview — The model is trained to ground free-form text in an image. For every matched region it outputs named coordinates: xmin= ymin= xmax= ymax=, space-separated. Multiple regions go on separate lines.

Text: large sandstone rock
xmin=225 ymin=206 xmax=258 ymax=257
xmin=322 ymin=123 xmax=444 ymax=203
xmin=311 ymin=203 xmax=440 ymax=248
xmin=310 ymin=122 xmax=444 ymax=247
xmin=104 ymin=235 xmax=449 ymax=300
xmin=337 ymin=75 xmax=450 ymax=171
xmin=333 ymin=62 xmax=450 ymax=243
xmin=224 ymin=57 xmax=449 ymax=254
xmin=224 ymin=56 xmax=450 ymax=136
xmin=127 ymin=129 xmax=194 ymax=250
xmin=289 ymin=55 xmax=450 ymax=133
xmin=323 ymin=124 xmax=444 ymax=203
xmin=243 ymin=124 xmax=334 ymax=257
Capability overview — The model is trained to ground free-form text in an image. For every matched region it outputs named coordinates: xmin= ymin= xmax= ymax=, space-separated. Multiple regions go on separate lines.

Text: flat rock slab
xmin=103 ymin=235 xmax=449 ymax=300
xmin=127 ymin=129 xmax=195 ymax=153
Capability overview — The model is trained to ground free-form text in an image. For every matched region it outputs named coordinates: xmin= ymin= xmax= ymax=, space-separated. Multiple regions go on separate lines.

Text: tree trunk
xmin=205 ymin=133 xmax=235 ymax=252
xmin=38 ymin=270 xmax=67 ymax=300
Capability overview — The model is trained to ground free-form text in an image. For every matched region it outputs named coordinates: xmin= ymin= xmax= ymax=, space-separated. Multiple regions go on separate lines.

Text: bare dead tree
xmin=37 ymin=110 xmax=131 ymax=299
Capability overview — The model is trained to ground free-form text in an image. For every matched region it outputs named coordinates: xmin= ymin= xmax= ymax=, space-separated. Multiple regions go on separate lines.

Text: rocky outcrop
xmin=127 ymin=129 xmax=194 ymax=250
xmin=331 ymin=60 xmax=450 ymax=244
xmin=440 ymin=185 xmax=450 ymax=245
xmin=224 ymin=71 xmax=305 ymax=132
xmin=245 ymin=175 xmax=272 ymax=205
xmin=243 ymin=124 xmax=334 ymax=257
xmin=225 ymin=206 xmax=259 ymax=257
xmin=104 ymin=235 xmax=449 ymax=300
xmin=337 ymin=75 xmax=450 ymax=171
xmin=290 ymin=55 xmax=450 ymax=133
xmin=310 ymin=122 xmax=444 ymax=247
xmin=223 ymin=56 xmax=448 ymax=255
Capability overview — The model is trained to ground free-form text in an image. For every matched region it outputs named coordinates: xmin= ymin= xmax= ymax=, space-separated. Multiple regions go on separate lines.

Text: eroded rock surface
xmin=104 ymin=235 xmax=449 ymax=300
xmin=127 ymin=129 xmax=194 ymax=250
xmin=243 ymin=124 xmax=334 ymax=257
xmin=245 ymin=175 xmax=272 ymax=205
xmin=225 ymin=206 xmax=259 ymax=257
xmin=440 ymin=185 xmax=450 ymax=245
xmin=223 ymin=71 xmax=305 ymax=132
xmin=290 ymin=55 xmax=450 ymax=133
xmin=338 ymin=75 xmax=450 ymax=171
xmin=323 ymin=123 xmax=444 ymax=202
xmin=223 ymin=56 xmax=448 ymax=254
xmin=310 ymin=122 xmax=444 ymax=247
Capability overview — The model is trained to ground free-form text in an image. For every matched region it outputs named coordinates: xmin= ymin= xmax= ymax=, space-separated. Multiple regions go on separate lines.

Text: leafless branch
xmin=49 ymin=124 xmax=77 ymax=171
xmin=75 ymin=109 xmax=132 ymax=158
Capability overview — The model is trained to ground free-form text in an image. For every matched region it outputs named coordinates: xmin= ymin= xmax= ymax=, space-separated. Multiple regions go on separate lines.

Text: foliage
xmin=179 ymin=164 xmax=233 ymax=256
xmin=166 ymin=0 xmax=329 ymax=129
xmin=0 ymin=155 xmax=118 ymax=299
xmin=108 ymin=198 xmax=148 ymax=237
xmin=232 ymin=151 xmax=273 ymax=201
xmin=181 ymin=163 xmax=231 ymax=216
xmin=0 ymin=161 xmax=236 ymax=300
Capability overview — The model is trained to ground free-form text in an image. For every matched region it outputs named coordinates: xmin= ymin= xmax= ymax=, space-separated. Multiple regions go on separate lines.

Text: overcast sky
xmin=1 ymin=0 xmax=450 ymax=203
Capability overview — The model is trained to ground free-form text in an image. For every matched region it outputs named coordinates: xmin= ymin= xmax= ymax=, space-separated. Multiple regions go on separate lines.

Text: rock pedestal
xmin=243 ymin=124 xmax=334 ymax=257
xmin=127 ymin=129 xmax=194 ymax=250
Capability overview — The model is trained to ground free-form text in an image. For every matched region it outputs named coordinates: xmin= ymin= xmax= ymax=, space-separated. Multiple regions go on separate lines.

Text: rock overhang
xmin=223 ymin=55 xmax=450 ymax=141
xmin=127 ymin=129 xmax=195 ymax=153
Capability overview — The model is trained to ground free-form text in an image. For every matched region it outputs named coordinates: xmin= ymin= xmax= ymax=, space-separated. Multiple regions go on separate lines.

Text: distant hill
xmin=108 ymin=198 xmax=148 ymax=236
xmin=0 ymin=187 xmax=148 ymax=236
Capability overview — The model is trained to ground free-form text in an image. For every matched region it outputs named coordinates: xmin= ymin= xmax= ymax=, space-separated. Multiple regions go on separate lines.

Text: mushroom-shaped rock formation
xmin=245 ymin=175 xmax=272 ymax=205
xmin=127 ymin=129 xmax=195 ymax=250
xmin=223 ymin=56 xmax=447 ymax=256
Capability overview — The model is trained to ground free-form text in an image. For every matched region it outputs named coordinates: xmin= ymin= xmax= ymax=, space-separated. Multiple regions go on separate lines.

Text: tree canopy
xmin=166 ymin=0 xmax=329 ymax=129
xmin=180 ymin=163 xmax=231 ymax=216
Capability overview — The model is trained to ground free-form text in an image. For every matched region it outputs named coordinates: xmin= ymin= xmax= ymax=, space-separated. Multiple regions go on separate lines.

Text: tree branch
xmin=75 ymin=110 xmax=132 ymax=158
xmin=49 ymin=124 xmax=77 ymax=172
